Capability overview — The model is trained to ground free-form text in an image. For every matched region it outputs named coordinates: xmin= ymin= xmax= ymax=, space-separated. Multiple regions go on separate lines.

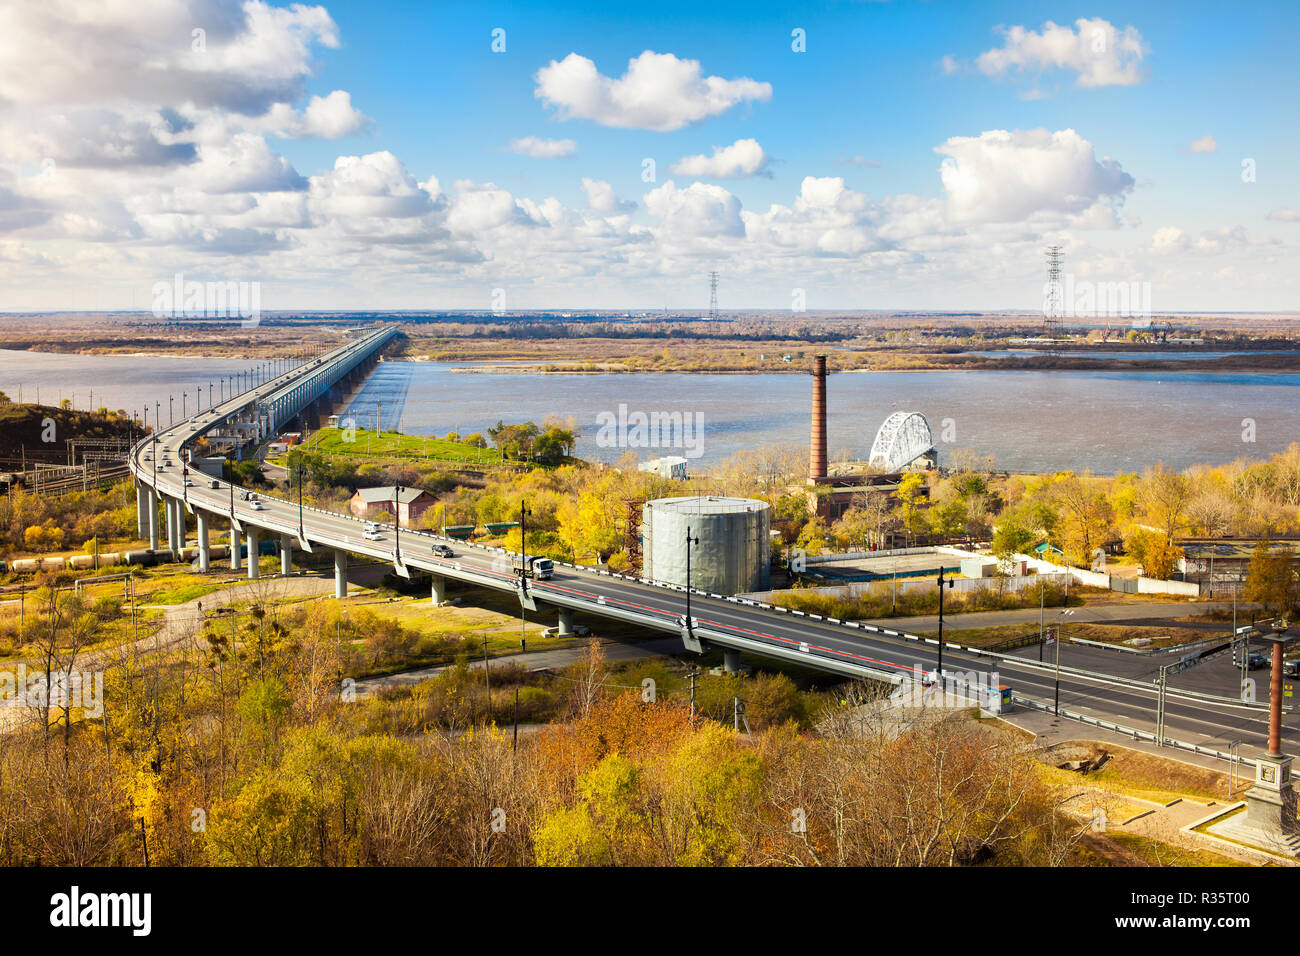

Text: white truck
xmin=512 ymin=555 xmax=554 ymax=580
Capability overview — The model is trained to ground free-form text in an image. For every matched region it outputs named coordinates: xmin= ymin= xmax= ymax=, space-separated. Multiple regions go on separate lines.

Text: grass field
xmin=303 ymin=427 xmax=498 ymax=463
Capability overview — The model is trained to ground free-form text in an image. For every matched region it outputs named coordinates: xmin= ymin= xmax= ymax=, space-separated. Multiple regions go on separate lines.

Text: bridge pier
xmin=136 ymin=482 xmax=146 ymax=538
xmin=280 ymin=534 xmax=293 ymax=576
xmin=230 ymin=525 xmax=242 ymax=570
xmin=723 ymin=649 xmax=741 ymax=675
xmin=162 ymin=495 xmax=175 ymax=552
xmin=430 ymin=574 xmax=445 ymax=605
xmin=175 ymin=498 xmax=187 ymax=553
xmin=197 ymin=511 xmax=210 ymax=572
xmin=169 ymin=497 xmax=184 ymax=554
xmin=557 ymin=607 xmax=574 ymax=638
xmin=334 ymin=549 xmax=347 ymax=598
xmin=148 ymin=488 xmax=159 ymax=551
xmin=246 ymin=528 xmax=259 ymax=579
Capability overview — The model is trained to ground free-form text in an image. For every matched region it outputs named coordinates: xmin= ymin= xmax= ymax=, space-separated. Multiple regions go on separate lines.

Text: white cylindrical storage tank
xmin=642 ymin=496 xmax=770 ymax=595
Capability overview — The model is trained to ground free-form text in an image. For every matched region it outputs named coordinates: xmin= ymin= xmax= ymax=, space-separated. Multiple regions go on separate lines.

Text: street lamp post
xmin=169 ymin=395 xmax=174 ymax=425
xmin=1055 ymin=607 xmax=1076 ymax=715
xmin=519 ymin=501 xmax=532 ymax=598
xmin=393 ymin=484 xmax=404 ymax=563
xmin=936 ymin=565 xmax=955 ymax=679
xmin=1039 ymin=577 xmax=1046 ymax=662
xmin=296 ymin=461 xmax=305 ymax=540
xmin=684 ymin=526 xmax=700 ymax=636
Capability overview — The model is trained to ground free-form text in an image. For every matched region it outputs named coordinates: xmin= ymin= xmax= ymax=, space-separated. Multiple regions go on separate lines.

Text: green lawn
xmin=303 ymin=427 xmax=497 ymax=464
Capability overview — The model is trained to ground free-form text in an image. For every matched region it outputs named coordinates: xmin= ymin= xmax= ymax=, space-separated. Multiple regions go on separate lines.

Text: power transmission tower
xmin=1043 ymin=245 xmax=1064 ymax=338
xmin=708 ymin=271 xmax=719 ymax=320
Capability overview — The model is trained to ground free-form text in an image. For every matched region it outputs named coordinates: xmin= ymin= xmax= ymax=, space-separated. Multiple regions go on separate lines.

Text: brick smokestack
xmin=810 ymin=355 xmax=827 ymax=482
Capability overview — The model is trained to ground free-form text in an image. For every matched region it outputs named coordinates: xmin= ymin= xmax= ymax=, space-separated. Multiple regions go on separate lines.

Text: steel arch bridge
xmin=868 ymin=411 xmax=935 ymax=473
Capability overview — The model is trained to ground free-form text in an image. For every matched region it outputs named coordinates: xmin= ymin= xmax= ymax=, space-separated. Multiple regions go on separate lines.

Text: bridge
xmin=130 ymin=329 xmax=1289 ymax=763
xmin=868 ymin=411 xmax=936 ymax=473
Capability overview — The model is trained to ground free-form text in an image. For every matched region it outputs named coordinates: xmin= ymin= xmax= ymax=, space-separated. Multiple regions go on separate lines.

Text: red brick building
xmin=348 ymin=486 xmax=435 ymax=528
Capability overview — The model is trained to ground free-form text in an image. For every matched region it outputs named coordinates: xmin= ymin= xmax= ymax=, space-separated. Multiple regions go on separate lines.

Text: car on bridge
xmin=432 ymin=543 xmax=454 ymax=558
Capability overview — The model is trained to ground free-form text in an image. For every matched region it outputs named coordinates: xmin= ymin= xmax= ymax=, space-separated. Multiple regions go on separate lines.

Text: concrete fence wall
xmin=741 ymin=572 xmax=1070 ymax=604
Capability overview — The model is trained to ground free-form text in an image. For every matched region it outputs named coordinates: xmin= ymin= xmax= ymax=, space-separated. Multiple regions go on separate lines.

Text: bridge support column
xmin=148 ymin=488 xmax=159 ymax=551
xmin=557 ymin=607 xmax=574 ymax=638
xmin=723 ymin=649 xmax=741 ymax=675
xmin=430 ymin=574 xmax=445 ymax=605
xmin=197 ymin=511 xmax=210 ymax=572
xmin=246 ymin=528 xmax=259 ymax=579
xmin=163 ymin=495 xmax=175 ymax=552
xmin=230 ymin=525 xmax=242 ymax=570
xmin=334 ymin=549 xmax=347 ymax=599
xmin=280 ymin=534 xmax=292 ymax=577
xmin=173 ymin=498 xmax=186 ymax=553
xmin=136 ymin=482 xmax=146 ymax=538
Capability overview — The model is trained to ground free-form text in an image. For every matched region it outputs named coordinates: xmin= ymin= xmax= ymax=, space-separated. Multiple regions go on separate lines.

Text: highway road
xmin=130 ymin=324 xmax=1291 ymax=767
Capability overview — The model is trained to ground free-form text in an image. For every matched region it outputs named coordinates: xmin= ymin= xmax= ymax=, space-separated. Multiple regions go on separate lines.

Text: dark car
xmin=432 ymin=544 xmax=454 ymax=558
xmin=1247 ymin=652 xmax=1270 ymax=670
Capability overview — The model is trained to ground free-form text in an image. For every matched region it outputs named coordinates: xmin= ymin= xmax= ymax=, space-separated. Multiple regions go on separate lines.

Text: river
xmin=1 ymin=350 xmax=1296 ymax=474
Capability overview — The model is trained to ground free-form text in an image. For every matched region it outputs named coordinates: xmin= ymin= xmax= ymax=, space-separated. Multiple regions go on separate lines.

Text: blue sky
xmin=1 ymin=0 xmax=1298 ymax=311
xmin=283 ymin=0 xmax=1299 ymax=219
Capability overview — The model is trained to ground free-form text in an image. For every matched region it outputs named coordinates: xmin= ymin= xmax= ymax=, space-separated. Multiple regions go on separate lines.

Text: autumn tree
xmin=1245 ymin=539 xmax=1299 ymax=621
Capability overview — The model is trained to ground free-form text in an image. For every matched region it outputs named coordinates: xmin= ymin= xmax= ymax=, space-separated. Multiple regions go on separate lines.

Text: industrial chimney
xmin=809 ymin=355 xmax=827 ymax=482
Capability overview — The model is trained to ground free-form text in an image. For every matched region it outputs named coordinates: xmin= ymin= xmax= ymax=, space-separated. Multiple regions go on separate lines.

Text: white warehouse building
xmin=641 ymin=496 xmax=770 ymax=595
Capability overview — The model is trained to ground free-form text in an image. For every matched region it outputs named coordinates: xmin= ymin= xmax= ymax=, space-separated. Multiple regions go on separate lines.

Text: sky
xmin=1 ymin=0 xmax=1298 ymax=313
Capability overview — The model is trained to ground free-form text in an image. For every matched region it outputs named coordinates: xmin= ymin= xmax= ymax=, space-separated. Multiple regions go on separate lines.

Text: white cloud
xmin=643 ymin=181 xmax=744 ymax=238
xmin=296 ymin=91 xmax=371 ymax=139
xmin=445 ymin=180 xmax=538 ymax=234
xmin=534 ymin=51 xmax=771 ymax=132
xmin=976 ymin=18 xmax=1148 ymax=89
xmin=670 ymin=138 xmax=770 ymax=178
xmin=935 ymin=128 xmax=1134 ymax=225
xmin=0 ymin=0 xmax=341 ymax=113
xmin=1185 ymin=134 xmax=1217 ymax=154
xmin=310 ymin=151 xmax=436 ymax=221
xmin=508 ymin=136 xmax=578 ymax=159
xmin=581 ymin=178 xmax=635 ymax=214
xmin=1267 ymin=208 xmax=1300 ymax=222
